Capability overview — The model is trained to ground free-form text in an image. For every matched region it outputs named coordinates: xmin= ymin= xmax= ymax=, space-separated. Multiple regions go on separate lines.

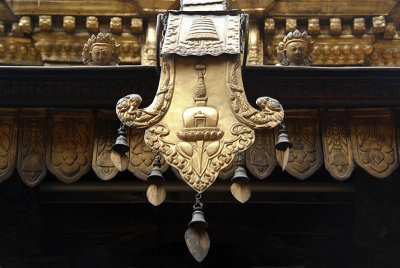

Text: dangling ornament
xmin=275 ymin=122 xmax=293 ymax=171
xmin=111 ymin=123 xmax=129 ymax=171
xmin=184 ymin=193 xmax=210 ymax=263
xmin=231 ymin=152 xmax=251 ymax=203
xmin=146 ymin=152 xmax=166 ymax=206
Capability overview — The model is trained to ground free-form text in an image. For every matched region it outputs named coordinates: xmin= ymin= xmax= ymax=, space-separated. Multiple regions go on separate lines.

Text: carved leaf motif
xmin=349 ymin=109 xmax=398 ymax=178
xmin=92 ymin=111 xmax=119 ymax=180
xmin=246 ymin=129 xmax=276 ymax=179
xmin=276 ymin=110 xmax=322 ymax=180
xmin=230 ymin=181 xmax=251 ymax=203
xmin=17 ymin=110 xmax=47 ymax=187
xmin=0 ymin=110 xmax=17 ymax=183
xmin=47 ymin=111 xmax=94 ymax=183
xmin=321 ymin=111 xmax=354 ymax=180
xmin=128 ymin=128 xmax=169 ymax=180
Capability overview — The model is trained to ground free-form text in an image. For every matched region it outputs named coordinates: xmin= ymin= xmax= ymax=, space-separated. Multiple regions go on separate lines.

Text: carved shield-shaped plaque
xmin=92 ymin=110 xmax=119 ymax=181
xmin=349 ymin=109 xmax=398 ymax=178
xmin=17 ymin=109 xmax=47 ymax=187
xmin=276 ymin=110 xmax=323 ymax=180
xmin=0 ymin=109 xmax=18 ymax=183
xmin=47 ymin=110 xmax=94 ymax=183
xmin=246 ymin=129 xmax=276 ymax=179
xmin=321 ymin=110 xmax=354 ymax=181
xmin=128 ymin=128 xmax=169 ymax=180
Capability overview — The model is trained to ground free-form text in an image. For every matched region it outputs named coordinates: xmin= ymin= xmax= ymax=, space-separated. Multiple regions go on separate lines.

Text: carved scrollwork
xmin=349 ymin=109 xmax=398 ymax=178
xmin=92 ymin=111 xmax=119 ymax=181
xmin=0 ymin=109 xmax=17 ymax=183
xmin=227 ymin=57 xmax=284 ymax=129
xmin=218 ymin=155 xmax=237 ymax=179
xmin=17 ymin=109 xmax=47 ymax=187
xmin=144 ymin=123 xmax=254 ymax=193
xmin=116 ymin=58 xmax=174 ymax=128
xmin=321 ymin=110 xmax=354 ymax=181
xmin=46 ymin=110 xmax=94 ymax=183
xmin=128 ymin=128 xmax=169 ymax=180
xmin=276 ymin=110 xmax=322 ymax=180
xmin=246 ymin=129 xmax=276 ymax=179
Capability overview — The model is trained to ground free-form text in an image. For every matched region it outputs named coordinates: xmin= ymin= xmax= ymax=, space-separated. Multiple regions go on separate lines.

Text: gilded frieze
xmin=321 ymin=110 xmax=354 ymax=181
xmin=0 ymin=109 xmax=17 ymax=183
xmin=46 ymin=110 xmax=94 ymax=183
xmin=17 ymin=109 xmax=47 ymax=187
xmin=276 ymin=110 xmax=322 ymax=180
xmin=349 ymin=109 xmax=398 ymax=178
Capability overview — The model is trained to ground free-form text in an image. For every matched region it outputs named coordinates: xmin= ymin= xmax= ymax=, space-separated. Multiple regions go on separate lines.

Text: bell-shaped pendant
xmin=111 ymin=123 xmax=129 ymax=171
xmin=146 ymin=153 xmax=166 ymax=206
xmin=231 ymin=153 xmax=251 ymax=203
xmin=185 ymin=194 xmax=210 ymax=263
xmin=275 ymin=122 xmax=293 ymax=171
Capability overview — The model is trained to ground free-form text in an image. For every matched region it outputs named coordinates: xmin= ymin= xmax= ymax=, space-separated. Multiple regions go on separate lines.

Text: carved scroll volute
xmin=92 ymin=110 xmax=119 ymax=181
xmin=276 ymin=110 xmax=322 ymax=180
xmin=349 ymin=109 xmax=398 ymax=179
xmin=0 ymin=109 xmax=18 ymax=183
xmin=246 ymin=129 xmax=276 ymax=179
xmin=17 ymin=109 xmax=47 ymax=187
xmin=321 ymin=110 xmax=354 ymax=181
xmin=128 ymin=128 xmax=168 ymax=180
xmin=46 ymin=110 xmax=94 ymax=183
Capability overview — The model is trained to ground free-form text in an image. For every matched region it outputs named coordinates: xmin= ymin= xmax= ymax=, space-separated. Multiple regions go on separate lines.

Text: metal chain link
xmin=193 ymin=193 xmax=203 ymax=210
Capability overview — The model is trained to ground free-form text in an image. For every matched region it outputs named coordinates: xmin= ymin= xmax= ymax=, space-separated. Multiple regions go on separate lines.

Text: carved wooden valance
xmin=1 ymin=108 xmax=400 ymax=186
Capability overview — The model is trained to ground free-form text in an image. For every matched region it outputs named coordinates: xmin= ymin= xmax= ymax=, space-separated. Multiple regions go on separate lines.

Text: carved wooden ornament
xmin=321 ymin=110 xmax=354 ymax=181
xmin=128 ymin=128 xmax=169 ymax=180
xmin=246 ymin=129 xmax=276 ymax=179
xmin=92 ymin=110 xmax=119 ymax=181
xmin=349 ymin=109 xmax=398 ymax=178
xmin=17 ymin=109 xmax=47 ymax=187
xmin=0 ymin=109 xmax=18 ymax=183
xmin=47 ymin=110 xmax=94 ymax=183
xmin=276 ymin=110 xmax=322 ymax=180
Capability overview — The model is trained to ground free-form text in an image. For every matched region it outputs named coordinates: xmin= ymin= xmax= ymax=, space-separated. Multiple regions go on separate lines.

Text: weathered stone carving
xmin=63 ymin=16 xmax=75 ymax=32
xmin=353 ymin=18 xmax=366 ymax=35
xmin=17 ymin=109 xmax=47 ymax=187
xmin=246 ymin=129 xmax=276 ymax=179
xmin=110 ymin=17 xmax=122 ymax=34
xmin=46 ymin=110 xmax=94 ymax=183
xmin=330 ymin=18 xmax=342 ymax=35
xmin=277 ymin=30 xmax=314 ymax=66
xmin=128 ymin=128 xmax=168 ymax=180
xmin=116 ymin=59 xmax=173 ymax=127
xmin=92 ymin=111 xmax=119 ymax=180
xmin=276 ymin=110 xmax=322 ymax=180
xmin=321 ymin=111 xmax=354 ymax=180
xmin=372 ymin=16 xmax=386 ymax=34
xmin=82 ymin=33 xmax=121 ymax=65
xmin=308 ymin=18 xmax=320 ymax=35
xmin=86 ymin=16 xmax=99 ymax=33
xmin=349 ymin=109 xmax=398 ymax=178
xmin=39 ymin=15 xmax=52 ymax=31
xmin=0 ymin=109 xmax=17 ymax=183
xmin=228 ymin=58 xmax=284 ymax=129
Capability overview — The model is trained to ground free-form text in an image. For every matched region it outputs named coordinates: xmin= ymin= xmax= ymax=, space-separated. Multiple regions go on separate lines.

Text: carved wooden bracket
xmin=0 ymin=109 xmax=17 ymax=183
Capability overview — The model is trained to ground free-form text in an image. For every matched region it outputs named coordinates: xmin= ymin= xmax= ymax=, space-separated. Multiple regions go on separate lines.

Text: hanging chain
xmin=193 ymin=193 xmax=203 ymax=210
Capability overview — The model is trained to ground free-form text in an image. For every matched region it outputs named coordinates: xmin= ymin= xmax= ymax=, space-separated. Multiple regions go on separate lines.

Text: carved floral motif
xmin=47 ymin=111 xmax=94 ymax=183
xmin=0 ymin=110 xmax=17 ymax=183
xmin=349 ymin=110 xmax=398 ymax=178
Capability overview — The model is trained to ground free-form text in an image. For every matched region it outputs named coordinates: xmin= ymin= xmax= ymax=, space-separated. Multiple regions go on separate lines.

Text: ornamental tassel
xmin=184 ymin=193 xmax=210 ymax=262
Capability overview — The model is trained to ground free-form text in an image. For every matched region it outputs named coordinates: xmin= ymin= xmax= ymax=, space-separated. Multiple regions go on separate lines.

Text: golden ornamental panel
xmin=321 ymin=110 xmax=354 ymax=181
xmin=46 ymin=110 xmax=94 ymax=183
xmin=17 ymin=109 xmax=47 ymax=187
xmin=276 ymin=110 xmax=322 ymax=180
xmin=349 ymin=109 xmax=398 ymax=178
xmin=0 ymin=109 xmax=17 ymax=183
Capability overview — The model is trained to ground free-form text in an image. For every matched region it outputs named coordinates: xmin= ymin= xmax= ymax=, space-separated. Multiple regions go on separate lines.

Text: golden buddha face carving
xmin=277 ymin=30 xmax=314 ymax=66
xmin=86 ymin=16 xmax=99 ymax=33
xmin=82 ymin=33 xmax=121 ymax=65
xmin=63 ymin=16 xmax=75 ymax=32
xmin=330 ymin=18 xmax=342 ymax=35
xmin=308 ymin=18 xmax=320 ymax=35
xmin=110 ymin=17 xmax=122 ymax=34
xmin=39 ymin=15 xmax=52 ymax=31
xmin=353 ymin=18 xmax=365 ymax=35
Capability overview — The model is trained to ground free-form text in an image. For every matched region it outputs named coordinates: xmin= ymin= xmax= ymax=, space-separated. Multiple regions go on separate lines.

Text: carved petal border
xmin=92 ymin=110 xmax=119 ymax=181
xmin=321 ymin=110 xmax=354 ymax=181
xmin=17 ymin=109 xmax=47 ymax=186
xmin=349 ymin=109 xmax=399 ymax=178
xmin=276 ymin=110 xmax=323 ymax=180
xmin=0 ymin=109 xmax=18 ymax=183
xmin=46 ymin=110 xmax=94 ymax=183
